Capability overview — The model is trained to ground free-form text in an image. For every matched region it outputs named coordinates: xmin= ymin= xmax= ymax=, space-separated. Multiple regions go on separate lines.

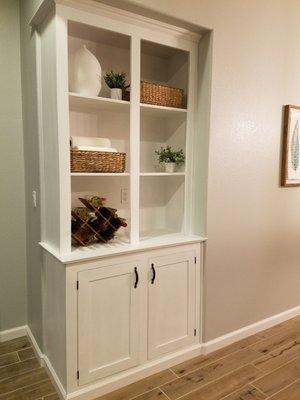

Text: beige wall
xmin=14 ymin=0 xmax=300 ymax=344
xmin=127 ymin=0 xmax=300 ymax=340
xmin=0 ymin=0 xmax=27 ymax=331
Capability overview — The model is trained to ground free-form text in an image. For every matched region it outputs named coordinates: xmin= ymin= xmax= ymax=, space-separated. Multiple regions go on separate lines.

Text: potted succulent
xmin=104 ymin=70 xmax=129 ymax=100
xmin=155 ymin=146 xmax=185 ymax=173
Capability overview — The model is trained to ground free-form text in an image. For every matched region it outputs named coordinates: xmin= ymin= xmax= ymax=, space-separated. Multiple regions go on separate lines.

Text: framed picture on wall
xmin=282 ymin=105 xmax=300 ymax=187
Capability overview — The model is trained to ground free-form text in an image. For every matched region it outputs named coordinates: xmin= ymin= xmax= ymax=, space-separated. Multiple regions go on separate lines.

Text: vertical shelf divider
xmin=184 ymin=43 xmax=198 ymax=236
xmin=130 ymin=35 xmax=141 ymax=244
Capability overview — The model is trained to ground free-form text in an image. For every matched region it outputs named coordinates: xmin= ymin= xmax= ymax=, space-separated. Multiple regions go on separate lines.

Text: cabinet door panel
xmin=148 ymin=251 xmax=196 ymax=359
xmin=78 ymin=262 xmax=142 ymax=385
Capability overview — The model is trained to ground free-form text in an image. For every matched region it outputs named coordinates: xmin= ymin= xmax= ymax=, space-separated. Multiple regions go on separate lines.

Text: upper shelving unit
xmin=37 ymin=1 xmax=206 ymax=258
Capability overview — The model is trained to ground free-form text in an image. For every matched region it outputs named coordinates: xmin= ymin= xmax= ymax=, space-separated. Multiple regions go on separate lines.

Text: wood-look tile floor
xmin=0 ymin=336 xmax=58 ymax=400
xmin=2 ymin=316 xmax=300 ymax=400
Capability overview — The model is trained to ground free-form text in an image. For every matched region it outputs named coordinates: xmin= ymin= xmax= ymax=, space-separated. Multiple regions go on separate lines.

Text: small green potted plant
xmin=104 ymin=70 xmax=129 ymax=100
xmin=155 ymin=146 xmax=185 ymax=173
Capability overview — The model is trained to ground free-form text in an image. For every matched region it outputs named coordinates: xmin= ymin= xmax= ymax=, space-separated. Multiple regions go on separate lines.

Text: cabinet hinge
xmin=194 ymin=257 xmax=197 ymax=264
xmin=194 ymin=329 xmax=197 ymax=336
xmin=77 ymin=370 xmax=79 ymax=380
xmin=76 ymin=281 xmax=79 ymax=290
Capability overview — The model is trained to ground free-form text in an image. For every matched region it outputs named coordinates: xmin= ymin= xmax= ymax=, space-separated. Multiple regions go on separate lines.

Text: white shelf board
xmin=140 ymin=172 xmax=185 ymax=177
xmin=39 ymin=233 xmax=207 ymax=264
xmin=69 ymin=92 xmax=130 ymax=113
xmin=140 ymin=102 xmax=187 ymax=117
xmin=71 ymin=172 xmax=130 ymax=177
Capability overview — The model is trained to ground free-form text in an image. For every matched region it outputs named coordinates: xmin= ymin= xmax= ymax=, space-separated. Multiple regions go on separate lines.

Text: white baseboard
xmin=26 ymin=325 xmax=66 ymax=400
xmin=203 ymin=305 xmax=300 ymax=354
xmin=0 ymin=325 xmax=27 ymax=342
xmin=4 ymin=305 xmax=300 ymax=400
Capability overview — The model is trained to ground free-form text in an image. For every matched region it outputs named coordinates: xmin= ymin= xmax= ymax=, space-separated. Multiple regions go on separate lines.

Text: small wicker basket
xmin=70 ymin=150 xmax=126 ymax=173
xmin=140 ymin=81 xmax=184 ymax=108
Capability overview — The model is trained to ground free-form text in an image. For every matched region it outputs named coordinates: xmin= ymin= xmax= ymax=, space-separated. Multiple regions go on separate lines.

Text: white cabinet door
xmin=148 ymin=251 xmax=197 ymax=359
xmin=77 ymin=262 xmax=142 ymax=385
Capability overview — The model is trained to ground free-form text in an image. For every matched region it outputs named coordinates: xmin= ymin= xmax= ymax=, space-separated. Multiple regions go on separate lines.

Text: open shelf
xmin=71 ymin=175 xmax=130 ymax=244
xmin=141 ymin=40 xmax=188 ymax=108
xmin=68 ymin=21 xmax=130 ymax=99
xmin=140 ymin=103 xmax=187 ymax=117
xmin=71 ymin=173 xmax=130 ymax=177
xmin=69 ymin=93 xmax=130 ymax=113
xmin=140 ymin=175 xmax=185 ymax=240
xmin=140 ymin=109 xmax=186 ymax=174
xmin=140 ymin=172 xmax=185 ymax=177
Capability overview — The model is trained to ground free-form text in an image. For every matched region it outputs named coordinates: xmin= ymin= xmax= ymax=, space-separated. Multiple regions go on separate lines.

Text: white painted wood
xmin=71 ymin=173 xmax=130 ymax=177
xmin=69 ymin=93 xmax=130 ymax=113
xmin=43 ymin=251 xmax=67 ymax=388
xmin=34 ymin=2 xmax=208 ymax=398
xmin=56 ymin=1 xmax=200 ymax=50
xmin=0 ymin=326 xmax=27 ymax=342
xmin=40 ymin=236 xmax=206 ymax=264
xmin=184 ymin=42 xmax=198 ymax=235
xmin=140 ymin=103 xmax=187 ymax=117
xmin=129 ymin=36 xmax=140 ymax=244
xmin=148 ymin=250 xmax=196 ymax=359
xmin=56 ymin=12 xmax=72 ymax=254
xmin=39 ymin=11 xmax=61 ymax=251
xmin=140 ymin=172 xmax=185 ymax=176
xmin=140 ymin=176 xmax=185 ymax=236
xmin=77 ymin=262 xmax=143 ymax=384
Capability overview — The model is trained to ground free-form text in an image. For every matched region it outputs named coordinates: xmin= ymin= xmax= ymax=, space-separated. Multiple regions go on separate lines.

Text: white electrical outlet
xmin=121 ymin=188 xmax=129 ymax=205
xmin=32 ymin=190 xmax=37 ymax=208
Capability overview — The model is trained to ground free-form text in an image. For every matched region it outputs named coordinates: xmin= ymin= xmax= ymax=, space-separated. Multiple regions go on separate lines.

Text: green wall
xmin=0 ymin=0 xmax=27 ymax=331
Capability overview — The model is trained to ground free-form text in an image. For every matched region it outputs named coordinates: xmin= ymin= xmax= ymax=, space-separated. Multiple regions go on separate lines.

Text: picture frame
xmin=281 ymin=105 xmax=300 ymax=187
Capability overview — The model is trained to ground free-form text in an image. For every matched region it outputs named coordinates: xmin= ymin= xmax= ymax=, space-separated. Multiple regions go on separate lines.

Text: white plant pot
xmin=110 ymin=88 xmax=122 ymax=100
xmin=164 ymin=163 xmax=176 ymax=173
xmin=69 ymin=45 xmax=101 ymax=96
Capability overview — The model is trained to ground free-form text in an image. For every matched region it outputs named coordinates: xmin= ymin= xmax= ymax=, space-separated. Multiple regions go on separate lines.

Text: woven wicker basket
xmin=140 ymin=81 xmax=184 ymax=108
xmin=70 ymin=150 xmax=126 ymax=173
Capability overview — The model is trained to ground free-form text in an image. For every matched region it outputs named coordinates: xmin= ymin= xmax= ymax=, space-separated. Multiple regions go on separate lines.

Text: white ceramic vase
xmin=69 ymin=45 xmax=101 ymax=96
xmin=164 ymin=162 xmax=176 ymax=173
xmin=110 ymin=88 xmax=122 ymax=100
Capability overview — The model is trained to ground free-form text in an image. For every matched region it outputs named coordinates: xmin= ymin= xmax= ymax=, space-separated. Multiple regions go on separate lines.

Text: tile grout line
xmin=0 ymin=365 xmax=43 ymax=384
xmin=0 ymin=349 xmax=35 ymax=370
xmin=161 ymin=363 xmax=264 ymax=400
xmin=159 ymin=386 xmax=172 ymax=400
xmin=250 ymin=354 xmax=300 ymax=386
xmin=165 ymin=349 xmax=300 ymax=400
xmin=249 ymin=383 xmax=269 ymax=398
xmin=169 ymin=368 xmax=181 ymax=379
xmin=253 ymin=377 xmax=300 ymax=399
xmin=169 ymin=336 xmax=265 ymax=379
xmin=250 ymin=339 xmax=300 ymax=368
xmin=216 ymin=384 xmax=266 ymax=400
xmin=115 ymin=375 xmax=180 ymax=400
xmin=0 ymin=377 xmax=51 ymax=398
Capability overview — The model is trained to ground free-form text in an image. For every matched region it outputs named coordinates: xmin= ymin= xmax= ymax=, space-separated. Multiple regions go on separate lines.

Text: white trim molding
xmin=203 ymin=305 xmax=300 ymax=354
xmin=2 ymin=305 xmax=300 ymax=399
xmin=26 ymin=326 xmax=67 ymax=400
xmin=0 ymin=325 xmax=27 ymax=342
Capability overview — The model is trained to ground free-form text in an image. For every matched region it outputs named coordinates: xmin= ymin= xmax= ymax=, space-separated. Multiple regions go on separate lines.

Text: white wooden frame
xmin=32 ymin=1 xmax=210 ymax=399
xmin=35 ymin=0 xmax=202 ymax=258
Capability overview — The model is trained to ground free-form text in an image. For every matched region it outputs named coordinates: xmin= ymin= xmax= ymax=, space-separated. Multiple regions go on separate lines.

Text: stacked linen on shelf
xmin=70 ymin=136 xmax=118 ymax=153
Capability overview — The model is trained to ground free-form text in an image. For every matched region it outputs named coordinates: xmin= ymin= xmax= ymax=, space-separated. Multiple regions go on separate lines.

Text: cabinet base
xmin=36 ymin=341 xmax=203 ymax=400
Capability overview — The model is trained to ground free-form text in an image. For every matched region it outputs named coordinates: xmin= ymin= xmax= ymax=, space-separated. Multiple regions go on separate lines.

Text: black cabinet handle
xmin=134 ymin=267 xmax=139 ymax=288
xmin=151 ymin=264 xmax=156 ymax=284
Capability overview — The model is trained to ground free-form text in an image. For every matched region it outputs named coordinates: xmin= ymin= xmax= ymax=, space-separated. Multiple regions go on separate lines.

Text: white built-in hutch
xmin=31 ymin=1 xmax=210 ymax=399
